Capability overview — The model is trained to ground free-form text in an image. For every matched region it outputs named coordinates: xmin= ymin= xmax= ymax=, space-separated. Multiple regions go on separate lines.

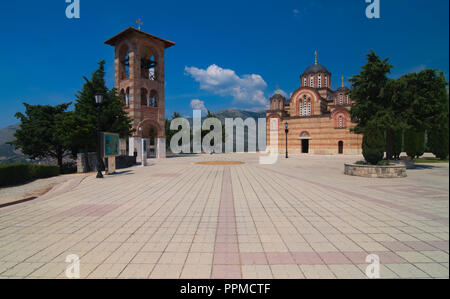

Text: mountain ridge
xmin=0 ymin=109 xmax=267 ymax=164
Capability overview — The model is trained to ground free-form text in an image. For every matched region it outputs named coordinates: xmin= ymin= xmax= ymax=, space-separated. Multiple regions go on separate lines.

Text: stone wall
xmin=267 ymin=115 xmax=363 ymax=155
xmin=344 ymin=163 xmax=407 ymax=178
xmin=77 ymin=153 xmax=98 ymax=173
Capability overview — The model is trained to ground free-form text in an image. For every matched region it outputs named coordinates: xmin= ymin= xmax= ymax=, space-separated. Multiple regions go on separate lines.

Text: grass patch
xmin=414 ymin=157 xmax=449 ymax=164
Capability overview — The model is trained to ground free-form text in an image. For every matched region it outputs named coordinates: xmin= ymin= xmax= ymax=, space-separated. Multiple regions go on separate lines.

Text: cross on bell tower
xmin=136 ymin=18 xmax=143 ymax=31
xmin=105 ymin=27 xmax=175 ymax=160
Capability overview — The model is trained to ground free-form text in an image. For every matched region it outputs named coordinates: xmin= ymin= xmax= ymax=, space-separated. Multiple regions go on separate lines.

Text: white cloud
xmin=190 ymin=99 xmax=208 ymax=113
xmin=185 ymin=64 xmax=268 ymax=107
xmin=293 ymin=9 xmax=300 ymax=15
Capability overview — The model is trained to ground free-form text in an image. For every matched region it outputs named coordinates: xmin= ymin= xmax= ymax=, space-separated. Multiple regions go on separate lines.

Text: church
xmin=266 ymin=53 xmax=362 ymax=155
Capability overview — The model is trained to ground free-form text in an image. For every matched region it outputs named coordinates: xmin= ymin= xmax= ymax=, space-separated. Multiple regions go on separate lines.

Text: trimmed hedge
xmin=0 ymin=163 xmax=60 ymax=187
xmin=362 ymin=126 xmax=385 ymax=165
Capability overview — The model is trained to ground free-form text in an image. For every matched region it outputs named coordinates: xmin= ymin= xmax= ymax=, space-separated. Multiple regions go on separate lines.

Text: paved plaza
xmin=0 ymin=154 xmax=448 ymax=279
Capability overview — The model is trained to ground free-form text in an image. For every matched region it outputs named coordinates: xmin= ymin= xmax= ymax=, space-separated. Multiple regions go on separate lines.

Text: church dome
xmin=302 ymin=51 xmax=330 ymax=75
xmin=270 ymin=93 xmax=286 ymax=100
xmin=303 ymin=64 xmax=329 ymax=75
xmin=336 ymin=86 xmax=349 ymax=92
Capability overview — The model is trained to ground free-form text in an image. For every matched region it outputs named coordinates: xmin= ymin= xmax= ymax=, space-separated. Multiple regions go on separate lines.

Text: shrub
xmin=0 ymin=163 xmax=60 ymax=187
xmin=377 ymin=160 xmax=391 ymax=166
xmin=428 ymin=125 xmax=449 ymax=160
xmin=61 ymin=161 xmax=77 ymax=174
xmin=392 ymin=129 xmax=403 ymax=159
xmin=362 ymin=125 xmax=385 ymax=165
xmin=405 ymin=129 xmax=426 ymax=158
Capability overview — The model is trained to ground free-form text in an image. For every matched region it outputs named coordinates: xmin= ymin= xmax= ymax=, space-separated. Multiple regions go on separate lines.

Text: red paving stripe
xmin=403 ymin=241 xmax=440 ymax=251
xmin=379 ymin=241 xmax=415 ymax=251
xmin=240 ymin=253 xmax=268 ymax=265
xmin=212 ymin=167 xmax=241 ymax=278
xmin=291 ymin=252 xmax=324 ymax=265
xmin=211 ymin=265 xmax=241 ymax=279
xmin=266 ymin=252 xmax=295 ymax=265
xmin=318 ymin=252 xmax=352 ymax=264
xmin=426 ymin=240 xmax=449 ymax=251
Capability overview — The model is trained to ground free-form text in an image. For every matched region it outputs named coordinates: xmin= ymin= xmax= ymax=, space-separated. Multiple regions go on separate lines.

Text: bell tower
xmin=105 ymin=26 xmax=175 ymax=159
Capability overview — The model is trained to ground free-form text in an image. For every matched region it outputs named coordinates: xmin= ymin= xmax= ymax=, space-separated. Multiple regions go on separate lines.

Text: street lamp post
xmin=95 ymin=93 xmax=104 ymax=179
xmin=285 ymin=121 xmax=289 ymax=159
xmin=139 ymin=126 xmax=146 ymax=167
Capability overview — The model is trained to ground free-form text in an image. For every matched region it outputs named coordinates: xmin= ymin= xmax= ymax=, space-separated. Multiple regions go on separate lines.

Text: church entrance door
xmin=338 ymin=141 xmax=344 ymax=154
xmin=302 ymin=139 xmax=309 ymax=154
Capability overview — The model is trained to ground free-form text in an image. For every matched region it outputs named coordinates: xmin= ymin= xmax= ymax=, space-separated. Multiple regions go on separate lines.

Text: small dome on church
xmin=270 ymin=93 xmax=286 ymax=100
xmin=336 ymin=86 xmax=349 ymax=92
xmin=303 ymin=64 xmax=329 ymax=75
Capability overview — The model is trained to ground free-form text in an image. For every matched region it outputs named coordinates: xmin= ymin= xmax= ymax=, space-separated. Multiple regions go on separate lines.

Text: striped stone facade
xmin=266 ymin=57 xmax=362 ymax=155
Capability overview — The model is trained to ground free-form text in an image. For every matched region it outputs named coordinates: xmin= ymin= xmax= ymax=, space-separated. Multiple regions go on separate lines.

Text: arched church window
xmin=118 ymin=44 xmax=131 ymax=81
xmin=125 ymin=88 xmax=130 ymax=106
xmin=318 ymin=75 xmax=322 ymax=88
xmin=141 ymin=49 xmax=157 ymax=81
xmin=300 ymin=97 xmax=311 ymax=116
xmin=310 ymin=76 xmax=314 ymax=88
xmin=346 ymin=95 xmax=349 ymax=104
xmin=303 ymin=77 xmax=307 ymax=87
xmin=324 ymin=75 xmax=328 ymax=88
xmin=120 ymin=90 xmax=125 ymax=105
xmin=141 ymin=88 xmax=148 ymax=106
xmin=338 ymin=115 xmax=344 ymax=128
xmin=150 ymin=90 xmax=158 ymax=107
xmin=339 ymin=94 xmax=343 ymax=105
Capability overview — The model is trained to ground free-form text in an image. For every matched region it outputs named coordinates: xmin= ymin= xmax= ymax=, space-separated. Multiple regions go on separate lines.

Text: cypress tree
xmin=362 ymin=124 xmax=385 ymax=165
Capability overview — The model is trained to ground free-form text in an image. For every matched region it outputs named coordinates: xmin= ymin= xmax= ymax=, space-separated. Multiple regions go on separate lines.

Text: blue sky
xmin=0 ymin=0 xmax=448 ymax=127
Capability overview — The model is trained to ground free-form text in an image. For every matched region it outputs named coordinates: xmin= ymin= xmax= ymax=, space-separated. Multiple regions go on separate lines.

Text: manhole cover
xmin=195 ymin=161 xmax=245 ymax=165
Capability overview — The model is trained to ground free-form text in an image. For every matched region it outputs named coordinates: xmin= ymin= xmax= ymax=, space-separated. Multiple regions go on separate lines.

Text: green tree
xmin=427 ymin=93 xmax=449 ymax=160
xmin=392 ymin=129 xmax=403 ymax=160
xmin=362 ymin=123 xmax=385 ymax=165
xmin=428 ymin=125 xmax=449 ymax=160
xmin=349 ymin=50 xmax=396 ymax=159
xmin=68 ymin=61 xmax=133 ymax=169
xmin=10 ymin=103 xmax=72 ymax=167
xmin=393 ymin=70 xmax=448 ymax=133
xmin=404 ymin=129 xmax=425 ymax=159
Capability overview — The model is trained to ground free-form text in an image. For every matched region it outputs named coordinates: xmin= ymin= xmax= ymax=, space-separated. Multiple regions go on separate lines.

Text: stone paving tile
xmin=0 ymin=154 xmax=448 ymax=279
xmin=420 ymin=251 xmax=449 ymax=263
xmin=292 ymin=252 xmax=324 ymax=265
xmin=414 ymin=263 xmax=449 ymax=278
xmin=211 ymin=265 xmax=241 ymax=279
xmin=396 ymin=251 xmax=434 ymax=263
xmin=386 ymin=264 xmax=430 ymax=278
xmin=328 ymin=264 xmax=366 ymax=279
xmin=271 ymin=265 xmax=304 ymax=279
xmin=299 ymin=265 xmax=336 ymax=279
xmin=242 ymin=265 xmax=273 ymax=279
xmin=356 ymin=264 xmax=399 ymax=279
xmin=180 ymin=265 xmax=212 ymax=279
xmin=118 ymin=263 xmax=154 ymax=279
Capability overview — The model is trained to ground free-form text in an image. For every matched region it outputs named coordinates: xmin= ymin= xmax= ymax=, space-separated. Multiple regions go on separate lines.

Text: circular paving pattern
xmin=195 ymin=161 xmax=245 ymax=165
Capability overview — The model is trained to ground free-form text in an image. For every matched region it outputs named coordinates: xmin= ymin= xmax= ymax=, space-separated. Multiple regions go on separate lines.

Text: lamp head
xmin=95 ymin=93 xmax=103 ymax=105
